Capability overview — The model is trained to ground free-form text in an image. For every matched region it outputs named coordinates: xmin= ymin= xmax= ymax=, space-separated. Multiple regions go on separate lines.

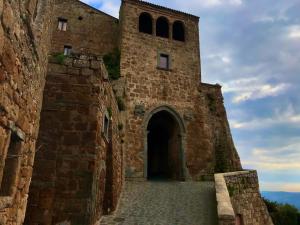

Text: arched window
xmin=156 ymin=17 xmax=169 ymax=38
xmin=139 ymin=12 xmax=153 ymax=34
xmin=173 ymin=21 xmax=185 ymax=42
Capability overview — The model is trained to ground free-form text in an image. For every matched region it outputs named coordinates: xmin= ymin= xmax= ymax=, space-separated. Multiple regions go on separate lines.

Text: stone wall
xmin=51 ymin=0 xmax=119 ymax=55
xmin=119 ymin=0 xmax=241 ymax=180
xmin=25 ymin=55 xmax=124 ymax=225
xmin=215 ymin=171 xmax=273 ymax=225
xmin=120 ymin=0 xmax=205 ymax=180
xmin=200 ymin=84 xmax=241 ymax=174
xmin=0 ymin=0 xmax=54 ymax=224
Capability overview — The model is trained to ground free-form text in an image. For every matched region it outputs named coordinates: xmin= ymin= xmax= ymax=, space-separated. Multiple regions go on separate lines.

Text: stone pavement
xmin=99 ymin=181 xmax=218 ymax=225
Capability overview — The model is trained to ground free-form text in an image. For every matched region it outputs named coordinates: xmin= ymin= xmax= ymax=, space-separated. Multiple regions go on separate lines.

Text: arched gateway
xmin=143 ymin=106 xmax=186 ymax=180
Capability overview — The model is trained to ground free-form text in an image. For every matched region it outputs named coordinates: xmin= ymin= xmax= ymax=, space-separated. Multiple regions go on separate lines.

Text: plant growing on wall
xmin=118 ymin=123 xmax=123 ymax=131
xmin=103 ymin=48 xmax=120 ymax=80
xmin=116 ymin=96 xmax=125 ymax=111
xmin=107 ymin=107 xmax=112 ymax=118
xmin=53 ymin=53 xmax=66 ymax=64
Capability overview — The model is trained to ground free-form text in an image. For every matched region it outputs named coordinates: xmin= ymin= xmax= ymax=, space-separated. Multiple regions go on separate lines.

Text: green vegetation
xmin=107 ymin=107 xmax=112 ymax=118
xmin=116 ymin=96 xmax=125 ymax=111
xmin=227 ymin=186 xmax=236 ymax=197
xmin=103 ymin=49 xmax=120 ymax=80
xmin=118 ymin=123 xmax=123 ymax=131
xmin=264 ymin=198 xmax=300 ymax=225
xmin=53 ymin=53 xmax=66 ymax=64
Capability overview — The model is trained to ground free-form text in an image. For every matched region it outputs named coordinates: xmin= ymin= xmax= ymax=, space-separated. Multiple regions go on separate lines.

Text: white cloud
xmin=222 ymin=77 xmax=290 ymax=103
xmin=100 ymin=1 xmax=120 ymax=17
xmin=171 ymin=0 xmax=242 ymax=9
xmin=201 ymin=0 xmax=242 ymax=7
xmin=241 ymin=138 xmax=300 ymax=174
xmin=260 ymin=182 xmax=300 ymax=192
xmin=230 ymin=104 xmax=300 ymax=130
xmin=287 ymin=25 xmax=300 ymax=39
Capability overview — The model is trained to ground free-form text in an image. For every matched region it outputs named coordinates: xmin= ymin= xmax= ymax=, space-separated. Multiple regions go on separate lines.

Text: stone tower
xmin=120 ymin=0 xmax=241 ymax=180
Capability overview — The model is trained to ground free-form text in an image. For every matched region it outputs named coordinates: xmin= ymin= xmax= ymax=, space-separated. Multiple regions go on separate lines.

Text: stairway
xmin=100 ymin=181 xmax=218 ymax=225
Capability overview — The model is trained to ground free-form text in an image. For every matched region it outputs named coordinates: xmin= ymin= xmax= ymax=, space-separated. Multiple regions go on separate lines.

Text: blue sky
xmin=81 ymin=0 xmax=300 ymax=192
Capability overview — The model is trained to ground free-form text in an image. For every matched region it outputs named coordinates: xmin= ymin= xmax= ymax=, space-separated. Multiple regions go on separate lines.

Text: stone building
xmin=0 ymin=0 xmax=272 ymax=224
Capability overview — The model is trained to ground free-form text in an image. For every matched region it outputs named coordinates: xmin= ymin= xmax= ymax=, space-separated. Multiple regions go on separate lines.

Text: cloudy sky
xmin=81 ymin=0 xmax=300 ymax=192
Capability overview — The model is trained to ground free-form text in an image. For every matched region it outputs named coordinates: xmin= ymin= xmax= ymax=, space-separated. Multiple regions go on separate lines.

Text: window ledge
xmin=157 ymin=67 xmax=172 ymax=72
xmin=0 ymin=196 xmax=13 ymax=210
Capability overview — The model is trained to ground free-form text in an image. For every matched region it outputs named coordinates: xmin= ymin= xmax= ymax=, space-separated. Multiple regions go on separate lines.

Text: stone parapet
xmin=215 ymin=170 xmax=274 ymax=225
xmin=215 ymin=173 xmax=235 ymax=225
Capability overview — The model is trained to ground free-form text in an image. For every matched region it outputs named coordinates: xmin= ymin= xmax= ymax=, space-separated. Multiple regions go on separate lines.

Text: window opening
xmin=158 ymin=54 xmax=170 ymax=70
xmin=64 ymin=45 xmax=72 ymax=56
xmin=58 ymin=18 xmax=68 ymax=31
xmin=156 ymin=17 xmax=169 ymax=38
xmin=139 ymin=12 xmax=153 ymax=34
xmin=173 ymin=21 xmax=185 ymax=42
xmin=103 ymin=114 xmax=110 ymax=140
xmin=0 ymin=133 xmax=22 ymax=196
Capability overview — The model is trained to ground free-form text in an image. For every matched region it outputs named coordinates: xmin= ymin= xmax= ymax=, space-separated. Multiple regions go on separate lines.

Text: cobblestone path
xmin=100 ymin=181 xmax=218 ymax=225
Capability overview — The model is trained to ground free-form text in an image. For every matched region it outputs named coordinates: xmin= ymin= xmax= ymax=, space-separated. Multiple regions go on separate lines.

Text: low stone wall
xmin=215 ymin=170 xmax=273 ymax=225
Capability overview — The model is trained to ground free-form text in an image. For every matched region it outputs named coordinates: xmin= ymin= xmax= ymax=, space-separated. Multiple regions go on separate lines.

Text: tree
xmin=264 ymin=198 xmax=299 ymax=225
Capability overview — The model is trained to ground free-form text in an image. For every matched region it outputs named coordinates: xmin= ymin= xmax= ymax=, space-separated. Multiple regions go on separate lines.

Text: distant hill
xmin=262 ymin=191 xmax=300 ymax=210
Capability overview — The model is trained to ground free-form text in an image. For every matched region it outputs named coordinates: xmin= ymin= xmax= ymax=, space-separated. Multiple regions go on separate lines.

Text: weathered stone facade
xmin=0 ymin=0 xmax=54 ymax=224
xmin=215 ymin=171 xmax=274 ymax=225
xmin=120 ymin=0 xmax=241 ymax=180
xmin=51 ymin=0 xmax=119 ymax=55
xmin=25 ymin=55 xmax=124 ymax=225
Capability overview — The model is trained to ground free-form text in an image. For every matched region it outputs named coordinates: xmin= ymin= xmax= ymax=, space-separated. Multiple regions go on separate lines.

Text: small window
xmin=103 ymin=113 xmax=110 ymax=140
xmin=0 ymin=133 xmax=22 ymax=196
xmin=156 ymin=17 xmax=169 ymax=38
xmin=58 ymin=18 xmax=68 ymax=31
xmin=139 ymin=12 xmax=153 ymax=34
xmin=158 ymin=53 xmax=170 ymax=70
xmin=64 ymin=45 xmax=72 ymax=56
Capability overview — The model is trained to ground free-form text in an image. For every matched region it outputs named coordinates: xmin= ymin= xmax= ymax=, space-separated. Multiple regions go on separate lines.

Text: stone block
xmin=81 ymin=68 xmax=93 ymax=76
xmin=73 ymin=59 xmax=89 ymax=68
xmin=91 ymin=60 xmax=101 ymax=69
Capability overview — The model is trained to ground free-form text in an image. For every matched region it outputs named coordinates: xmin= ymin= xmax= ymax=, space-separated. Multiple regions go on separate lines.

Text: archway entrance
xmin=146 ymin=110 xmax=183 ymax=180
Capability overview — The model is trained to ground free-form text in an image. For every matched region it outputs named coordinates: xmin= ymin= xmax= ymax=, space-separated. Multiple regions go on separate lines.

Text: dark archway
xmin=139 ymin=12 xmax=153 ymax=34
xmin=156 ymin=16 xmax=169 ymax=38
xmin=173 ymin=21 xmax=185 ymax=41
xmin=147 ymin=110 xmax=182 ymax=180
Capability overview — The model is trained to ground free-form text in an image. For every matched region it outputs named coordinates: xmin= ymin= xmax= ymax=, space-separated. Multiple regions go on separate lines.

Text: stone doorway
xmin=146 ymin=110 xmax=183 ymax=180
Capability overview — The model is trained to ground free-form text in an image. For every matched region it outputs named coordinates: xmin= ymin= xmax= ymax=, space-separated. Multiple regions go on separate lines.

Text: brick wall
xmin=25 ymin=55 xmax=124 ymax=225
xmin=51 ymin=0 xmax=119 ymax=55
xmin=0 ymin=0 xmax=54 ymax=224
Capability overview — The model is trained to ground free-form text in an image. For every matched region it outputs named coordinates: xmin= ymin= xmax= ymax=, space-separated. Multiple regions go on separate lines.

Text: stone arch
xmin=139 ymin=12 xmax=153 ymax=34
xmin=156 ymin=16 xmax=169 ymax=38
xmin=143 ymin=106 xmax=186 ymax=180
xmin=173 ymin=20 xmax=185 ymax=42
